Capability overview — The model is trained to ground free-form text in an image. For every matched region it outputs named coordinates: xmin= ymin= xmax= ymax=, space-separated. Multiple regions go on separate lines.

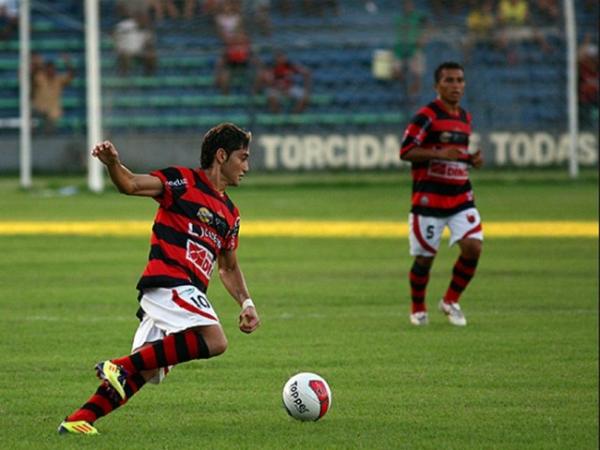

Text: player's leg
xmin=444 ymin=237 xmax=482 ymax=303
xmin=60 ymin=367 xmax=156 ymax=434
xmin=59 ymin=316 xmax=167 ymax=433
xmin=440 ymin=209 xmax=483 ymax=326
xmin=407 ymin=213 xmax=445 ymax=325
xmin=99 ymin=287 xmax=223 ymax=396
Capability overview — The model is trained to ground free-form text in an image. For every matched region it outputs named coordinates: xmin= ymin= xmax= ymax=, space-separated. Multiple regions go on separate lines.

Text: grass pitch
xmin=0 ymin=171 xmax=597 ymax=449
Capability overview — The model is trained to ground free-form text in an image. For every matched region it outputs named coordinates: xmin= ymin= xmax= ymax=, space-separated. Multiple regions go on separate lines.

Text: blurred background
xmin=0 ymin=0 xmax=597 ymax=179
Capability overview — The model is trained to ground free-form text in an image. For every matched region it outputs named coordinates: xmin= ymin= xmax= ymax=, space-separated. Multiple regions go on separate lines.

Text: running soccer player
xmin=400 ymin=61 xmax=483 ymax=327
xmin=58 ymin=122 xmax=260 ymax=434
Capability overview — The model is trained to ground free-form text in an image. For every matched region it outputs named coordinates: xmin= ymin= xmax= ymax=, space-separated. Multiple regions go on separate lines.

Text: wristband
xmin=242 ymin=298 xmax=255 ymax=310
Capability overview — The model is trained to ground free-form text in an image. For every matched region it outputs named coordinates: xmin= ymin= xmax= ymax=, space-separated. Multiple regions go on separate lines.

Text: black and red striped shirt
xmin=136 ymin=167 xmax=240 ymax=293
xmin=400 ymin=99 xmax=475 ymax=217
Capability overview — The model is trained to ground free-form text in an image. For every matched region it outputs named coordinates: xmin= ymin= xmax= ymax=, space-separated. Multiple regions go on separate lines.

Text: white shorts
xmin=131 ymin=285 xmax=220 ymax=384
xmin=409 ymin=208 xmax=483 ymax=257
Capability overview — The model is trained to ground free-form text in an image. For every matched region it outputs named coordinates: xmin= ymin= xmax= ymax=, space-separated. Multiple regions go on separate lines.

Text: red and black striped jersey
xmin=136 ymin=167 xmax=240 ymax=293
xmin=400 ymin=99 xmax=475 ymax=217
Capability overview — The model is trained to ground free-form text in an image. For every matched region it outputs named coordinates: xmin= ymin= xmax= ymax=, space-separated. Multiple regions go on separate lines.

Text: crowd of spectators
xmin=6 ymin=0 xmax=597 ymax=125
xmin=461 ymin=0 xmax=561 ymax=63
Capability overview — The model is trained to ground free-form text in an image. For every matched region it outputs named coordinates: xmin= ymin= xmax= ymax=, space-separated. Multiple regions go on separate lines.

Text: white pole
xmin=19 ymin=0 xmax=31 ymax=188
xmin=85 ymin=0 xmax=104 ymax=192
xmin=564 ymin=0 xmax=579 ymax=178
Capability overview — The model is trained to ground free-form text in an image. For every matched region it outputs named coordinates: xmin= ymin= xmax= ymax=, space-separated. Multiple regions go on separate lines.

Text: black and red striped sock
xmin=444 ymin=256 xmax=479 ymax=303
xmin=66 ymin=373 xmax=147 ymax=424
xmin=112 ymin=329 xmax=210 ymax=376
xmin=409 ymin=261 xmax=431 ymax=313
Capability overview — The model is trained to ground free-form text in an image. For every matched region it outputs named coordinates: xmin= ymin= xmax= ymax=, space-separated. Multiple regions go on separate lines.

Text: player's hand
xmin=239 ymin=305 xmax=260 ymax=334
xmin=91 ymin=140 xmax=120 ymax=167
xmin=441 ymin=147 xmax=462 ymax=161
xmin=470 ymin=149 xmax=484 ymax=168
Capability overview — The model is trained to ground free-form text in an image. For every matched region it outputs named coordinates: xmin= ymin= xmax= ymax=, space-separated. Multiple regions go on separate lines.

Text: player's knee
xmin=415 ymin=255 xmax=434 ymax=268
xmin=461 ymin=239 xmax=482 ymax=260
xmin=208 ymin=335 xmax=228 ymax=357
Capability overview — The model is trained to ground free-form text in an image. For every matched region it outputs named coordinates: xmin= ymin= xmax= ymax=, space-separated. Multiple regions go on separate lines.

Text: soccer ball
xmin=282 ymin=372 xmax=332 ymax=421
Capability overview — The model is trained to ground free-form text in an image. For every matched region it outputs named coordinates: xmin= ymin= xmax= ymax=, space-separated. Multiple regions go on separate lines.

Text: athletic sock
xmin=66 ymin=373 xmax=147 ymax=424
xmin=444 ymin=256 xmax=479 ymax=303
xmin=409 ymin=261 xmax=431 ymax=313
xmin=112 ymin=329 xmax=210 ymax=375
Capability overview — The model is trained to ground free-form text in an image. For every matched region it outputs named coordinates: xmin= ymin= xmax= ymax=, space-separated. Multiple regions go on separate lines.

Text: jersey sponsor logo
xmin=428 ymin=161 xmax=468 ymax=180
xmin=186 ymin=240 xmax=215 ymax=279
xmin=188 ymin=222 xmax=223 ymax=250
xmin=166 ymin=178 xmax=187 ymax=188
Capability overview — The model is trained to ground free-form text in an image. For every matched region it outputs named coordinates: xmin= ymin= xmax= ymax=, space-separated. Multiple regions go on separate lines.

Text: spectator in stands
xmin=258 ymin=50 xmax=311 ymax=114
xmin=113 ymin=13 xmax=157 ymax=76
xmin=0 ymin=0 xmax=18 ymax=40
xmin=578 ymin=33 xmax=599 ymax=129
xmin=463 ymin=0 xmax=496 ymax=60
xmin=214 ymin=0 xmax=244 ymax=43
xmin=215 ymin=27 xmax=257 ymax=95
xmin=392 ymin=0 xmax=428 ymax=101
xmin=32 ymin=55 xmax=75 ymax=133
xmin=497 ymin=0 xmax=552 ymax=62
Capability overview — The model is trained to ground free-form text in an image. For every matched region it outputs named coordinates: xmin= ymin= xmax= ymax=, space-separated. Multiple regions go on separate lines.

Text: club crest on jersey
xmin=467 ymin=214 xmax=476 ymax=223
xmin=197 ymin=207 xmax=213 ymax=224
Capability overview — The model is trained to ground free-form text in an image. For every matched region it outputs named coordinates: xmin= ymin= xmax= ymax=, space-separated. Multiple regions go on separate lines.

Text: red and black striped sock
xmin=66 ymin=372 xmax=147 ymax=424
xmin=444 ymin=256 xmax=479 ymax=303
xmin=112 ymin=329 xmax=210 ymax=376
xmin=409 ymin=261 xmax=431 ymax=313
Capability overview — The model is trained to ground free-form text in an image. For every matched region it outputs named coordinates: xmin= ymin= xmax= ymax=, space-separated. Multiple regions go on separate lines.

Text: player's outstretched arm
xmin=91 ymin=140 xmax=163 ymax=197
xmin=218 ymin=249 xmax=260 ymax=334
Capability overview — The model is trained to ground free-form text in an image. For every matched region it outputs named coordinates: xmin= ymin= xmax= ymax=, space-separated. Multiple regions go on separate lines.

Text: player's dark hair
xmin=434 ymin=61 xmax=465 ymax=83
xmin=200 ymin=122 xmax=252 ymax=169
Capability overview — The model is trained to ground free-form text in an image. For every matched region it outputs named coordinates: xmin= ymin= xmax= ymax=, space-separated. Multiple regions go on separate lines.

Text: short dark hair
xmin=200 ymin=122 xmax=252 ymax=169
xmin=434 ymin=61 xmax=465 ymax=83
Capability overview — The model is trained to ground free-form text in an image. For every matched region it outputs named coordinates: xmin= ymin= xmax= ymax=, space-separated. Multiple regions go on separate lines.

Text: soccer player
xmin=58 ymin=122 xmax=261 ymax=434
xmin=400 ymin=61 xmax=483 ymax=327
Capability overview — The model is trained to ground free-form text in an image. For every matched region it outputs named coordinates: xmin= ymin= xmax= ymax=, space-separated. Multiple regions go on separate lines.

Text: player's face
xmin=435 ymin=68 xmax=465 ymax=105
xmin=222 ymin=147 xmax=250 ymax=187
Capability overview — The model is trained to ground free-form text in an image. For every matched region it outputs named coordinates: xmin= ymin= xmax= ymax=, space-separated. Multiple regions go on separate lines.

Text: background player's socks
xmin=112 ymin=329 xmax=210 ymax=375
xmin=409 ymin=261 xmax=431 ymax=313
xmin=444 ymin=256 xmax=479 ymax=302
xmin=66 ymin=373 xmax=147 ymax=424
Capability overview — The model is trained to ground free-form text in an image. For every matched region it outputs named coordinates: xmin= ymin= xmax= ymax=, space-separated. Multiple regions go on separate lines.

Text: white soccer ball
xmin=282 ymin=372 xmax=332 ymax=421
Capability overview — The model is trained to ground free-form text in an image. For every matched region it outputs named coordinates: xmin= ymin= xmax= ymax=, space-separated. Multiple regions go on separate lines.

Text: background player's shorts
xmin=409 ymin=207 xmax=483 ymax=257
xmin=131 ymin=285 xmax=220 ymax=384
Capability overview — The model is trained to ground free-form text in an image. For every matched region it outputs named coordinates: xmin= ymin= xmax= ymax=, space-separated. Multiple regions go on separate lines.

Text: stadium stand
xmin=0 ymin=0 xmax=597 ymax=135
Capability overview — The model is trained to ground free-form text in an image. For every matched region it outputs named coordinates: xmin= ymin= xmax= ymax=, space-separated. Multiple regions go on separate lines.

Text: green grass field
xmin=0 ymin=171 xmax=598 ymax=449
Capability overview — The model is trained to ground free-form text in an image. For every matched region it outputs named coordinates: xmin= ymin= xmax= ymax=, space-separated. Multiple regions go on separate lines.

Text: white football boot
xmin=439 ymin=299 xmax=467 ymax=326
xmin=409 ymin=311 xmax=429 ymax=326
